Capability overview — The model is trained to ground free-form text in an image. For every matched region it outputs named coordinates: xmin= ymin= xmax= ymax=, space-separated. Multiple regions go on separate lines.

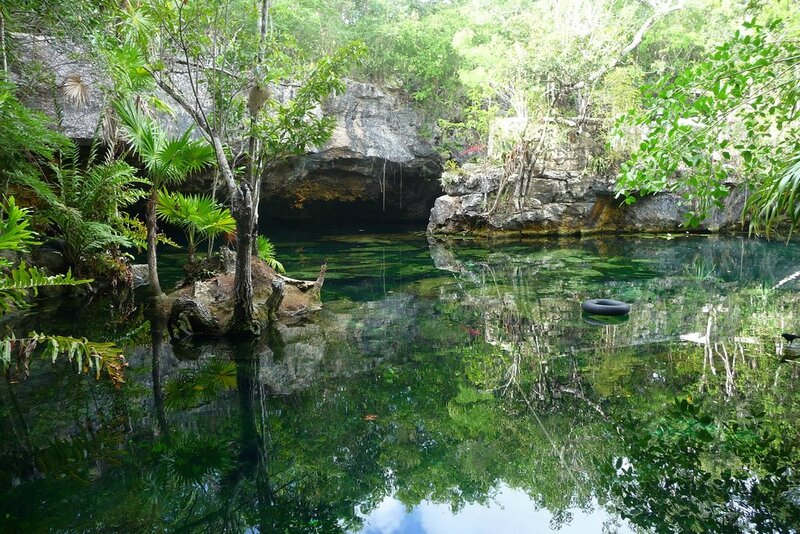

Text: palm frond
xmin=257 ymin=235 xmax=285 ymax=273
xmin=747 ymin=155 xmax=800 ymax=238
xmin=157 ymin=130 xmax=216 ymax=185
xmin=156 ymin=191 xmax=235 ymax=260
xmin=114 ymin=98 xmax=164 ymax=175
xmin=157 ymin=190 xmax=234 ymax=237
xmin=103 ymin=44 xmax=153 ymax=95
xmin=100 ymin=106 xmax=118 ymax=147
xmin=61 ymin=74 xmax=90 ymax=108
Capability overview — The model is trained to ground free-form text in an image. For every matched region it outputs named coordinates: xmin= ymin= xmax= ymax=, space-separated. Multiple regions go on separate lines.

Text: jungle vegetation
xmin=0 ymin=1 xmax=797 ymax=374
xmin=1 ymin=2 xmax=800 ymax=531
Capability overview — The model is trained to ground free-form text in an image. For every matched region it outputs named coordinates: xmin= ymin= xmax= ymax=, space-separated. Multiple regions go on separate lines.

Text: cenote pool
xmin=3 ymin=229 xmax=800 ymax=533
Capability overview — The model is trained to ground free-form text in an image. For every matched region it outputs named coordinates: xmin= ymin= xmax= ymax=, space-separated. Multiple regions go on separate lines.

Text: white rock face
xmin=12 ymin=35 xmax=443 ymax=222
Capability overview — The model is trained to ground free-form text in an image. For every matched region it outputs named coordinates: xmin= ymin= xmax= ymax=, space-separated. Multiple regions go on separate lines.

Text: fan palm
xmin=157 ymin=190 xmax=235 ymax=263
xmin=256 ymin=235 xmax=285 ymax=273
xmin=114 ymin=99 xmax=215 ymax=295
xmin=747 ymin=155 xmax=800 ymax=239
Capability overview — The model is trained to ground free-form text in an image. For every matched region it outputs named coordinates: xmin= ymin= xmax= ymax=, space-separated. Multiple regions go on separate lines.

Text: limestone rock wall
xmin=11 ymin=34 xmax=443 ymax=223
xmin=263 ymin=82 xmax=443 ymax=222
xmin=429 ymin=118 xmax=745 ymax=235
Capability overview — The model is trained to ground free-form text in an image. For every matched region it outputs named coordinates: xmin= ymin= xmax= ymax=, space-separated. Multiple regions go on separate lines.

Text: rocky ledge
xmin=263 ymin=82 xmax=443 ymax=222
xmin=12 ymin=34 xmax=442 ymax=223
xmin=428 ymin=163 xmax=745 ymax=235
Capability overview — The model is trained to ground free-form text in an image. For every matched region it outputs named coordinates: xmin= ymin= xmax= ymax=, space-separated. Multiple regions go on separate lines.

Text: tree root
xmin=167 ymin=296 xmax=222 ymax=339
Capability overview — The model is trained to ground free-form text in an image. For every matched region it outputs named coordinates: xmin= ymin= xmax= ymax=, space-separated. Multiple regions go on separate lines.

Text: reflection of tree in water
xmin=157 ymin=328 xmax=349 ymax=533
xmin=436 ymin=238 xmax=800 ymax=532
xmin=5 ymin=236 xmax=800 ymax=531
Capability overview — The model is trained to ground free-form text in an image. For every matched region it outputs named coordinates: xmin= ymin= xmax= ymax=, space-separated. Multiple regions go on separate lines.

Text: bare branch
xmin=574 ymin=0 xmax=685 ymax=91
xmin=174 ymin=58 xmax=243 ymax=80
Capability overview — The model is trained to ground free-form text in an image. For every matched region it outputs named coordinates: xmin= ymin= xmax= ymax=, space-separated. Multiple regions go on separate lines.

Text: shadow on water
xmin=2 ymin=232 xmax=800 ymax=532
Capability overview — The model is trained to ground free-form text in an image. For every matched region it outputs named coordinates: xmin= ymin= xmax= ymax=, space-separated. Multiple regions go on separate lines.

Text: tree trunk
xmin=1 ymin=10 xmax=8 ymax=76
xmin=146 ymin=189 xmax=163 ymax=296
xmin=228 ymin=183 xmax=258 ymax=336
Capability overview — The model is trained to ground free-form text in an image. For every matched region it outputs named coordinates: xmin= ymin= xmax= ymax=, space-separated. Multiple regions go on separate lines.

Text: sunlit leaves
xmin=0 ymin=81 xmax=70 ymax=188
xmin=0 ymin=197 xmax=38 ymax=257
xmin=614 ymin=18 xmax=800 ymax=229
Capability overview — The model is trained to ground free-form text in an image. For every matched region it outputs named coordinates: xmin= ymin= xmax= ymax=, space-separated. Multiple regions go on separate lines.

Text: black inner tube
xmin=581 ymin=298 xmax=631 ymax=316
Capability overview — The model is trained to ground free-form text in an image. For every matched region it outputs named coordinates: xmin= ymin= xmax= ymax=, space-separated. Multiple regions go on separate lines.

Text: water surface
xmin=2 ymin=230 xmax=800 ymax=533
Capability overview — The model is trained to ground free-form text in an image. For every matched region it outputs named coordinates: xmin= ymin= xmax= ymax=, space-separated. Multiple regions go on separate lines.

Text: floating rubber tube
xmin=581 ymin=298 xmax=631 ymax=316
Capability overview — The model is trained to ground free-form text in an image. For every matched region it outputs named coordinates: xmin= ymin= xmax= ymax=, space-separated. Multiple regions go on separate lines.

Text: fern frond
xmin=0 ymin=197 xmax=39 ymax=253
xmin=0 ymin=263 xmax=92 ymax=313
xmin=1 ymin=333 xmax=126 ymax=387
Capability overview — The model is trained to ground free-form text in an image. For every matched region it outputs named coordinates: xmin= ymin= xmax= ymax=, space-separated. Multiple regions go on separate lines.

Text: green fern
xmin=17 ymin=145 xmax=147 ymax=275
xmin=0 ymin=333 xmax=126 ymax=387
xmin=0 ymin=263 xmax=92 ymax=314
xmin=0 ymin=197 xmax=39 ymax=257
xmin=0 ymin=199 xmax=123 ymax=386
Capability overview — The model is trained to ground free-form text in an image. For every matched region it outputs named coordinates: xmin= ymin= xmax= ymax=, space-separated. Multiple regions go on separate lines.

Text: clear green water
xmin=3 ymin=230 xmax=800 ymax=533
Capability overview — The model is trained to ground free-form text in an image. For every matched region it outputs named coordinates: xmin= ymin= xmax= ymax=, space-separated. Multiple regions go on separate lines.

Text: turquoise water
xmin=2 ymin=230 xmax=800 ymax=533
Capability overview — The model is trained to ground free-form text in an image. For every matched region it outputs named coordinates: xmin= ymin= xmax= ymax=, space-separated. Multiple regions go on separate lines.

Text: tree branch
xmin=149 ymin=73 xmax=238 ymax=197
xmin=574 ymin=0 xmax=685 ymax=91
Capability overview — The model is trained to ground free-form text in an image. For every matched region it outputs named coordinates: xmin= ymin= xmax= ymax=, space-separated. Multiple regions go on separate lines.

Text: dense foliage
xmin=616 ymin=15 xmax=800 ymax=229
